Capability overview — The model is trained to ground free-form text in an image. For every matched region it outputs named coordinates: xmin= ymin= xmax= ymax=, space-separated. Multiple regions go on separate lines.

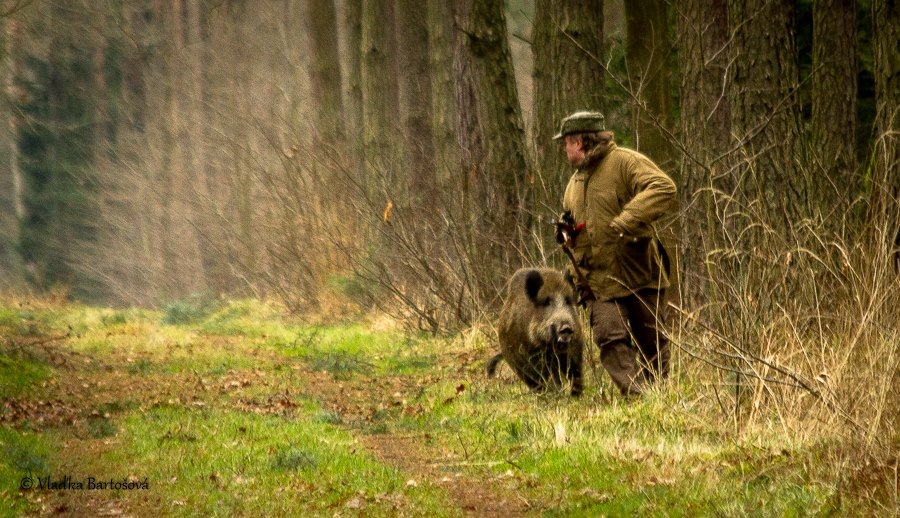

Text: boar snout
xmin=552 ymin=323 xmax=575 ymax=345
xmin=557 ymin=323 xmax=574 ymax=343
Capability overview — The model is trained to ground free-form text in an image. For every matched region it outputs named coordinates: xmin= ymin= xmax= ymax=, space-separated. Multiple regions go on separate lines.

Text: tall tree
xmin=168 ymin=0 xmax=206 ymax=296
xmin=0 ymin=18 xmax=24 ymax=284
xmin=360 ymin=0 xmax=399 ymax=187
xmin=16 ymin=4 xmax=99 ymax=296
xmin=811 ymin=0 xmax=857 ymax=200
xmin=426 ymin=0 xmax=458 ymax=187
xmin=186 ymin=0 xmax=233 ymax=294
xmin=625 ymin=0 xmax=675 ymax=170
xmin=454 ymin=0 xmax=530 ymax=231
xmin=729 ymin=0 xmax=804 ymax=223
xmin=341 ymin=0 xmax=364 ymax=177
xmin=676 ymin=0 xmax=732 ymax=303
xmin=395 ymin=0 xmax=435 ymax=200
xmin=532 ymin=0 xmax=605 ymax=197
xmin=871 ymin=0 xmax=898 ymax=255
xmin=306 ymin=0 xmax=345 ymax=144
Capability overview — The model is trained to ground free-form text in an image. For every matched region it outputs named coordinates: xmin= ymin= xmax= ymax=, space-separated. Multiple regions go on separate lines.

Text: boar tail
xmin=486 ymin=353 xmax=504 ymax=377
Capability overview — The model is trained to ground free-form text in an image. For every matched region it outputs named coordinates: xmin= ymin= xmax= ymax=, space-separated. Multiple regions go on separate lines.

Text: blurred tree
xmin=167 ymin=0 xmax=206 ymax=296
xmin=186 ymin=0 xmax=233 ymax=294
xmin=532 ymin=0 xmax=605 ymax=198
xmin=625 ymin=0 xmax=675 ymax=170
xmin=0 ymin=18 xmax=24 ymax=285
xmin=361 ymin=0 xmax=399 ymax=187
xmin=426 ymin=0 xmax=458 ymax=187
xmin=306 ymin=0 xmax=345 ymax=144
xmin=395 ymin=0 xmax=435 ymax=201
xmin=870 ymin=0 xmax=898 ymax=251
xmin=342 ymin=0 xmax=364 ymax=178
xmin=15 ymin=4 xmax=99 ymax=297
xmin=811 ymin=0 xmax=857 ymax=200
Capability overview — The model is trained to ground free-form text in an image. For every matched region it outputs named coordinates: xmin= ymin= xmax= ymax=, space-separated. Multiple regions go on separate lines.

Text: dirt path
xmin=4 ymin=333 xmax=533 ymax=515
xmin=299 ymin=369 xmax=533 ymax=516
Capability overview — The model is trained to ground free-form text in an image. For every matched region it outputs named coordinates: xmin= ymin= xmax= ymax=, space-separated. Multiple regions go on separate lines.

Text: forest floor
xmin=0 ymin=297 xmax=895 ymax=516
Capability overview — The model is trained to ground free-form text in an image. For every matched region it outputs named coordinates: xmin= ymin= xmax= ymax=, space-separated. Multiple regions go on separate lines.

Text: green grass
xmin=277 ymin=324 xmax=438 ymax=379
xmin=390 ymin=372 xmax=843 ymax=516
xmin=0 ymin=427 xmax=54 ymax=517
xmin=102 ymin=405 xmax=453 ymax=515
xmin=0 ymin=354 xmax=51 ymax=399
xmin=0 ymin=296 xmax=891 ymax=515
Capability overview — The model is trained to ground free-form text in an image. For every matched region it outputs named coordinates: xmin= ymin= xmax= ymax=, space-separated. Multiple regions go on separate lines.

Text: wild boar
xmin=486 ymin=268 xmax=584 ymax=396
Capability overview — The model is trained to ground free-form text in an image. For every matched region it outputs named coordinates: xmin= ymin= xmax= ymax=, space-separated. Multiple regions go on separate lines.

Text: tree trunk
xmin=426 ymin=0 xmax=458 ymax=188
xmin=811 ymin=0 xmax=857 ymax=203
xmin=871 ymin=0 xmax=899 ymax=262
xmin=625 ymin=0 xmax=675 ymax=170
xmin=171 ymin=0 xmax=204 ymax=297
xmin=454 ymin=0 xmax=530 ymax=232
xmin=0 ymin=18 xmax=23 ymax=284
xmin=306 ymin=0 xmax=345 ymax=144
xmin=729 ymin=0 xmax=804 ymax=224
xmin=341 ymin=0 xmax=364 ymax=179
xmin=395 ymin=0 xmax=435 ymax=201
xmin=676 ymin=0 xmax=732 ymax=304
xmin=185 ymin=0 xmax=233 ymax=294
xmin=532 ymin=0 xmax=605 ymax=200
xmin=360 ymin=0 xmax=399 ymax=189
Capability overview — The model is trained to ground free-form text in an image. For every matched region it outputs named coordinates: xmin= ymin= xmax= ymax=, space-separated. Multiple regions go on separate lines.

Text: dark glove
xmin=556 ymin=211 xmax=581 ymax=245
xmin=555 ymin=211 xmax=572 ymax=244
xmin=563 ymin=268 xmax=593 ymax=307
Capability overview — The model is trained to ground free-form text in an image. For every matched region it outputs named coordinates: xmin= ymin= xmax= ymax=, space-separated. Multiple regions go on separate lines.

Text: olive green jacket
xmin=562 ymin=142 xmax=676 ymax=301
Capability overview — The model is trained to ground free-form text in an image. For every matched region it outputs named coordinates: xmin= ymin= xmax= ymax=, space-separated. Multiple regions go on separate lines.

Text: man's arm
xmin=610 ymin=154 xmax=676 ymax=234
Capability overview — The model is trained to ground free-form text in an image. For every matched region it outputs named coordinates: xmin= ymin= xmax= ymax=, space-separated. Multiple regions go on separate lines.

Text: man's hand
xmin=555 ymin=211 xmax=574 ymax=244
xmin=609 ymin=218 xmax=627 ymax=238
xmin=563 ymin=269 xmax=594 ymax=307
xmin=556 ymin=211 xmax=584 ymax=248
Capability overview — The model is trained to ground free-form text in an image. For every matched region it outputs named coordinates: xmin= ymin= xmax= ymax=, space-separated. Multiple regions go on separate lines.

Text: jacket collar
xmin=576 ymin=141 xmax=616 ymax=172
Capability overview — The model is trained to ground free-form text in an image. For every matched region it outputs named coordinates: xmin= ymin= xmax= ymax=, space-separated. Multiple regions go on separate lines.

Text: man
xmin=554 ymin=111 xmax=676 ymax=396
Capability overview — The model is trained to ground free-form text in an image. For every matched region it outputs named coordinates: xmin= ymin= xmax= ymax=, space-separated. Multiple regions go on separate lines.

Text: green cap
xmin=552 ymin=111 xmax=606 ymax=140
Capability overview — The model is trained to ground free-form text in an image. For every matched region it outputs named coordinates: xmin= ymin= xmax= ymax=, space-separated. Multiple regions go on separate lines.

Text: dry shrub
xmin=668 ymin=155 xmax=899 ymax=507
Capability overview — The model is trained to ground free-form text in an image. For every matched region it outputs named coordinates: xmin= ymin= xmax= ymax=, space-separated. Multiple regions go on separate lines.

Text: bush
xmin=161 ymin=295 xmax=220 ymax=325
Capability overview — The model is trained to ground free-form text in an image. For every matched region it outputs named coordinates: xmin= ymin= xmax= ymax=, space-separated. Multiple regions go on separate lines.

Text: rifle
xmin=549 ymin=212 xmax=596 ymax=305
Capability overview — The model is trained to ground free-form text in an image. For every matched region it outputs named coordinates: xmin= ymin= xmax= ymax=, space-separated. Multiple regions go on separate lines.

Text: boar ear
xmin=524 ymin=270 xmax=544 ymax=301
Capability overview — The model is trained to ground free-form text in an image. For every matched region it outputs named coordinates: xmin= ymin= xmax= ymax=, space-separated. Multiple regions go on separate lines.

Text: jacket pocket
xmin=616 ymin=236 xmax=654 ymax=288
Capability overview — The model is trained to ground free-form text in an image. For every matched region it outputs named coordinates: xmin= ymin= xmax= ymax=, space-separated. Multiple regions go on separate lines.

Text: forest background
xmin=0 ymin=0 xmax=897 ymax=503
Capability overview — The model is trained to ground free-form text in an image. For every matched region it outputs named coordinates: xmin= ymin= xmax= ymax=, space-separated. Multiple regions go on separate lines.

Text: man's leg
xmin=626 ymin=289 xmax=669 ymax=384
xmin=590 ymin=298 xmax=643 ymax=395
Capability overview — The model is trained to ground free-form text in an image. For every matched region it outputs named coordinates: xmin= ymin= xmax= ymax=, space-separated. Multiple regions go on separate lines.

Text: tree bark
xmin=532 ymin=0 xmax=605 ymax=199
xmin=676 ymin=0 xmax=732 ymax=304
xmin=729 ymin=0 xmax=804 ymax=224
xmin=426 ymin=0 xmax=458 ymax=188
xmin=395 ymin=0 xmax=435 ymax=200
xmin=306 ymin=0 xmax=345 ymax=144
xmin=341 ymin=0 xmax=364 ymax=178
xmin=811 ymin=0 xmax=857 ymax=202
xmin=871 ymin=0 xmax=899 ymax=260
xmin=0 ymin=18 xmax=23 ymax=284
xmin=454 ymin=0 xmax=530 ymax=232
xmin=360 ymin=0 xmax=399 ymax=187
xmin=625 ymin=0 xmax=675 ymax=171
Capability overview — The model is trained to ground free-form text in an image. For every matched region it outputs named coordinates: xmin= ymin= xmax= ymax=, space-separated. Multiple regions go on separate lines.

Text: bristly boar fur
xmin=487 ymin=268 xmax=584 ymax=396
